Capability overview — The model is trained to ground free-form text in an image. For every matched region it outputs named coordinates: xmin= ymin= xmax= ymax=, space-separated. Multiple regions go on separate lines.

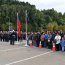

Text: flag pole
xmin=17 ymin=13 xmax=18 ymax=43
xmin=9 ymin=17 xmax=10 ymax=31
xmin=25 ymin=10 xmax=28 ymax=46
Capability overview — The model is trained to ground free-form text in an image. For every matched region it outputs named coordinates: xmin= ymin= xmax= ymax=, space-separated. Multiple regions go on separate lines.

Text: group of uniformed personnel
xmin=0 ymin=30 xmax=17 ymax=45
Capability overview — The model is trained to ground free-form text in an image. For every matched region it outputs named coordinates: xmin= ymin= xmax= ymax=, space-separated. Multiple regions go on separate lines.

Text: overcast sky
xmin=19 ymin=0 xmax=65 ymax=14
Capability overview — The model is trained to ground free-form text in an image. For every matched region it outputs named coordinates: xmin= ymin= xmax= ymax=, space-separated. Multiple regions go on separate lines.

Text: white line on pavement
xmin=5 ymin=51 xmax=53 ymax=65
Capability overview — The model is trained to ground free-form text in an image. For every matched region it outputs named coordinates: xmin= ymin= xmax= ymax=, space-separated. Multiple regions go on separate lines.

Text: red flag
xmin=17 ymin=13 xmax=21 ymax=37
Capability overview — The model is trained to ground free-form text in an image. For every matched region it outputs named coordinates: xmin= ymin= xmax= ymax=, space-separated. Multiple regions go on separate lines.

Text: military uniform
xmin=10 ymin=31 xmax=16 ymax=45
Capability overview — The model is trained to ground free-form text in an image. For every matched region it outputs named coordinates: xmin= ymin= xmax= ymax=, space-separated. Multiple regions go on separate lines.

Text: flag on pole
xmin=17 ymin=13 xmax=21 ymax=38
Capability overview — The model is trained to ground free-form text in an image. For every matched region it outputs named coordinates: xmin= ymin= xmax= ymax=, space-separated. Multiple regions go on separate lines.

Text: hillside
xmin=0 ymin=0 xmax=65 ymax=31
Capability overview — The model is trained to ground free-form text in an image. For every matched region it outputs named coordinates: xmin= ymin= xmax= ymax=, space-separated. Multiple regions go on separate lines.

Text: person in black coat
xmin=36 ymin=32 xmax=41 ymax=47
xmin=10 ymin=30 xmax=16 ymax=45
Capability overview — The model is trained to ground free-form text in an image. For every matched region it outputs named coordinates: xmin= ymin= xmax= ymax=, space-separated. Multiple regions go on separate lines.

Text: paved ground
xmin=0 ymin=41 xmax=65 ymax=65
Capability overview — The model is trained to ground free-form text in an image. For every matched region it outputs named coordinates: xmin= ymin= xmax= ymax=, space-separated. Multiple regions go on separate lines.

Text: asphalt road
xmin=0 ymin=41 xmax=65 ymax=65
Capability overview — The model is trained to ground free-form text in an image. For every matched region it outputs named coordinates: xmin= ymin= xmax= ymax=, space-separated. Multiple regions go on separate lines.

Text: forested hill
xmin=0 ymin=0 xmax=65 ymax=31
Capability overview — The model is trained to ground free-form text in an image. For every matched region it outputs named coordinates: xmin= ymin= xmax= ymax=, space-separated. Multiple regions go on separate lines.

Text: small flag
xmin=17 ymin=13 xmax=21 ymax=37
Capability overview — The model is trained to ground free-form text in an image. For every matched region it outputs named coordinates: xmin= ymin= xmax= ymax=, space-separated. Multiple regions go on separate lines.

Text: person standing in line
xmin=36 ymin=32 xmax=41 ymax=47
xmin=48 ymin=31 xmax=52 ymax=49
xmin=60 ymin=35 xmax=65 ymax=52
xmin=44 ymin=31 xmax=49 ymax=48
xmin=40 ymin=32 xmax=45 ymax=47
xmin=55 ymin=32 xmax=61 ymax=51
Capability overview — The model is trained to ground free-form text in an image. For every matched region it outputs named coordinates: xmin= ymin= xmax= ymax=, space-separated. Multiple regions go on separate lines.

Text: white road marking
xmin=5 ymin=51 xmax=52 ymax=65
xmin=0 ymin=47 xmax=26 ymax=52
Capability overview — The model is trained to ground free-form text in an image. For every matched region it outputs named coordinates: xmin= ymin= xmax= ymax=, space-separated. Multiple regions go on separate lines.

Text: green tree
xmin=53 ymin=22 xmax=58 ymax=31
xmin=47 ymin=23 xmax=54 ymax=31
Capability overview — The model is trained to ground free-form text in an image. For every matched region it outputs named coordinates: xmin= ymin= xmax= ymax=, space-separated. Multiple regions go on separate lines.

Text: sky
xmin=19 ymin=0 xmax=65 ymax=14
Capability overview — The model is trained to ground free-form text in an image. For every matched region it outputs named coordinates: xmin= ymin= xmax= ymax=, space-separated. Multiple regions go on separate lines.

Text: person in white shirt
xmin=55 ymin=32 xmax=61 ymax=51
